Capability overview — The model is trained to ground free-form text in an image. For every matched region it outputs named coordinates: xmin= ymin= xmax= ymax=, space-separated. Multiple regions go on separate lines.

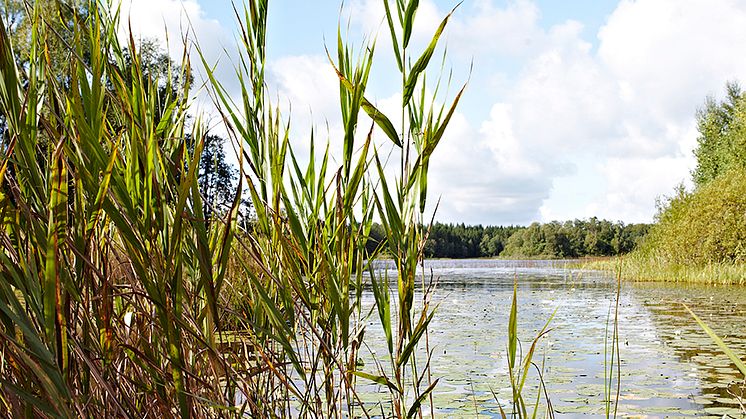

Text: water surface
xmin=359 ymin=259 xmax=746 ymax=417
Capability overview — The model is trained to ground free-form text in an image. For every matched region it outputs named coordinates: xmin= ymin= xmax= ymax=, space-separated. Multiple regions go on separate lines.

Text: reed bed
xmin=0 ymin=0 xmax=469 ymax=417
xmin=581 ymin=255 xmax=746 ymax=285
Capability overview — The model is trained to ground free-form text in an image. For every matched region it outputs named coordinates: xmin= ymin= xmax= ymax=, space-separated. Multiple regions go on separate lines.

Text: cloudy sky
xmin=117 ymin=0 xmax=746 ymax=225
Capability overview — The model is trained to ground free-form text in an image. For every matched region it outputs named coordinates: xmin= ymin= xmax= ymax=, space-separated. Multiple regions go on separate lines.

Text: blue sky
xmin=118 ymin=0 xmax=746 ymax=225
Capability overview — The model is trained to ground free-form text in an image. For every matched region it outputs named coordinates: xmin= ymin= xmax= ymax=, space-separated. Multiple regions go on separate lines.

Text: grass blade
xmin=684 ymin=304 xmax=746 ymax=376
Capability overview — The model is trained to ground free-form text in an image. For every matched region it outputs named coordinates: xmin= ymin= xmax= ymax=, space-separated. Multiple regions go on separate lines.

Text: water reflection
xmin=359 ymin=259 xmax=746 ymax=417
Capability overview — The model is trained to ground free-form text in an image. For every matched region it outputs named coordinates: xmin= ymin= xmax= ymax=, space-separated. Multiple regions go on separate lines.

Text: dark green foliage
xmin=415 ymin=219 xmax=649 ymax=259
xmin=502 ymin=218 xmax=648 ymax=259
xmin=1 ymin=0 xmax=89 ymax=70
xmin=692 ymin=81 xmax=746 ymax=187
xmin=421 ymin=223 xmax=521 ymax=258
xmin=191 ymin=134 xmax=238 ymax=219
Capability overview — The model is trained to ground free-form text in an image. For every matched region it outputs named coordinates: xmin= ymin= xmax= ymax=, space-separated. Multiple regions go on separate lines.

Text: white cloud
xmin=113 ymin=0 xmax=226 ymax=60
xmin=268 ymin=54 xmax=340 ymax=124
xmin=450 ymin=0 xmax=542 ymax=57
xmin=116 ymin=0 xmax=746 ymax=225
xmin=425 ymin=0 xmax=746 ymax=224
xmin=590 ymin=154 xmax=694 ymax=222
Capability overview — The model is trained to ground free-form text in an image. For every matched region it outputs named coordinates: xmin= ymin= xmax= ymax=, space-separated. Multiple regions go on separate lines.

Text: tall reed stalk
xmin=0 ymin=0 xmax=466 ymax=417
xmin=0 ymin=1 xmax=254 ymax=417
xmin=198 ymin=0 xmax=466 ymax=415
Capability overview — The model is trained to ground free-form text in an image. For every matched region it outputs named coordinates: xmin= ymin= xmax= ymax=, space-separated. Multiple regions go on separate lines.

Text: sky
xmin=115 ymin=0 xmax=746 ymax=226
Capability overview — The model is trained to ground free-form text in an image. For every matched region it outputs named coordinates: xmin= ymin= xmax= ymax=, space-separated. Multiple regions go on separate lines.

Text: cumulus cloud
xmin=426 ymin=0 xmax=746 ymax=224
xmin=268 ymin=55 xmax=340 ymax=123
xmin=119 ymin=0 xmax=746 ymax=225
xmin=449 ymin=0 xmax=542 ymax=57
xmin=113 ymin=0 xmax=227 ymax=61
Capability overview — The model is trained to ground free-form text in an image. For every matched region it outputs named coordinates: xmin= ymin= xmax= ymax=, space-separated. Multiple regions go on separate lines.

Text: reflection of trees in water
xmin=632 ymin=284 xmax=746 ymax=408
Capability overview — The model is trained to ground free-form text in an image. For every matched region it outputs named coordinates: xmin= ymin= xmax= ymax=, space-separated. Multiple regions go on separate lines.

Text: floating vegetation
xmin=356 ymin=260 xmax=746 ymax=417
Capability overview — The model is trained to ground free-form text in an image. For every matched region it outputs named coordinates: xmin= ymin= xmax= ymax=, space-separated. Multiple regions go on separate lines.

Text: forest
xmin=367 ymin=219 xmax=650 ymax=259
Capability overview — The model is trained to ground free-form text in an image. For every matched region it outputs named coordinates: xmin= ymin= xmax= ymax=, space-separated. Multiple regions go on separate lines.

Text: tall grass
xmin=0 ymin=1 xmax=251 ymax=416
xmin=0 ymin=0 xmax=465 ymax=417
xmin=499 ymin=280 xmax=556 ymax=418
xmin=582 ymin=255 xmax=746 ymax=285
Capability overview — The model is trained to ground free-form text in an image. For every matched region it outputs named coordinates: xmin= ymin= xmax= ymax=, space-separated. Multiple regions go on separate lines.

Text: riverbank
xmin=579 ymin=255 xmax=746 ymax=286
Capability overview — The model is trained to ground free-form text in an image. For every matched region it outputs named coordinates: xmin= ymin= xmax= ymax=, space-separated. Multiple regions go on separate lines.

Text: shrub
xmin=639 ymin=168 xmax=746 ymax=265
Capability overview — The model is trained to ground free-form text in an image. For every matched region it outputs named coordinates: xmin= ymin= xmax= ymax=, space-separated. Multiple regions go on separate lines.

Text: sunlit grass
xmin=581 ymin=255 xmax=746 ymax=285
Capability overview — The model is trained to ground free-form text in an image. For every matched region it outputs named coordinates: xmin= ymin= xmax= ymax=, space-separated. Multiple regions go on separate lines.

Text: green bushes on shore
xmin=641 ymin=168 xmax=746 ymax=266
xmin=588 ymin=83 xmax=746 ymax=284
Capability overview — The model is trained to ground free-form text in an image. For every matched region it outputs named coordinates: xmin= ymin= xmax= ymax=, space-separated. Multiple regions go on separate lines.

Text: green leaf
xmin=397 ymin=307 xmax=435 ymax=367
xmin=370 ymin=267 xmax=393 ymax=356
xmin=402 ymin=0 xmax=419 ymax=48
xmin=508 ymin=281 xmax=518 ymax=371
xmin=344 ymin=124 xmax=373 ymax=210
xmin=418 ymin=157 xmax=429 ymax=212
xmin=362 ymin=98 xmax=402 ymax=147
xmin=383 ymin=0 xmax=403 ymax=71
xmin=351 ymin=371 xmax=400 ymax=394
xmin=406 ymin=378 xmax=439 ymax=418
xmin=329 ymin=54 xmax=402 ymax=148
xmin=685 ymin=304 xmax=746 ymax=377
xmin=403 ymin=3 xmax=460 ymax=106
xmin=423 ymin=82 xmax=467 ymax=158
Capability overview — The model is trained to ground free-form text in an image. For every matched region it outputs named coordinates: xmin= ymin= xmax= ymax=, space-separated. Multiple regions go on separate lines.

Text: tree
xmin=196 ymin=134 xmax=237 ymax=219
xmin=692 ymin=81 xmax=746 ymax=187
xmin=1 ymin=0 xmax=91 ymax=159
xmin=1 ymin=0 xmax=87 ymax=69
xmin=641 ymin=168 xmax=746 ymax=264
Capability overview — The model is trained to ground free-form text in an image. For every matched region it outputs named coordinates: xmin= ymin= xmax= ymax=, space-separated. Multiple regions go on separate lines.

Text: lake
xmin=358 ymin=259 xmax=746 ymax=417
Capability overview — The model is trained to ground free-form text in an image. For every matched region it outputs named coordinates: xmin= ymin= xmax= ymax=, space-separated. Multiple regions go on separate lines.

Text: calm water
xmin=358 ymin=259 xmax=746 ymax=418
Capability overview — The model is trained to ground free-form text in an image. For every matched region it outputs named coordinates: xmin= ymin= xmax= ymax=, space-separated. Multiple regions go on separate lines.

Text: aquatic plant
xmin=584 ymin=255 xmax=746 ymax=285
xmin=0 ymin=0 xmax=465 ymax=416
xmin=489 ymin=280 xmax=556 ymax=418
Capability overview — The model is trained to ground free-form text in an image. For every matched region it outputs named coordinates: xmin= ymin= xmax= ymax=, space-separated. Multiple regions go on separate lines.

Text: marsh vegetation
xmin=0 ymin=0 xmax=744 ymax=418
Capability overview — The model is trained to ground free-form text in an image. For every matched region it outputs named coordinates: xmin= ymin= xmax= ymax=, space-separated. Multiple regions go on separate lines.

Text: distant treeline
xmin=368 ymin=218 xmax=650 ymax=259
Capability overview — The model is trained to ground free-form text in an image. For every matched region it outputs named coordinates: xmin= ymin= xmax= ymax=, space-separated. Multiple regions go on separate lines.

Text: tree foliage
xmin=195 ymin=134 xmax=237 ymax=219
xmin=641 ymin=168 xmax=746 ymax=264
xmin=413 ymin=219 xmax=649 ymax=259
xmin=643 ymin=81 xmax=746 ymax=266
xmin=501 ymin=218 xmax=648 ymax=259
xmin=692 ymin=81 xmax=746 ymax=187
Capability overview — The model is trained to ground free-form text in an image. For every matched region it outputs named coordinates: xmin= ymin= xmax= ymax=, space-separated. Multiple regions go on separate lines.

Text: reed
xmin=490 ymin=280 xmax=556 ymax=419
xmin=0 ymin=0 xmax=465 ymax=417
xmin=582 ymin=255 xmax=746 ymax=285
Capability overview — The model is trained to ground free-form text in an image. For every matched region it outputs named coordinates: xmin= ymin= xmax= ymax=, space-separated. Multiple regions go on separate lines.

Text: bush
xmin=640 ymin=168 xmax=746 ymax=265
